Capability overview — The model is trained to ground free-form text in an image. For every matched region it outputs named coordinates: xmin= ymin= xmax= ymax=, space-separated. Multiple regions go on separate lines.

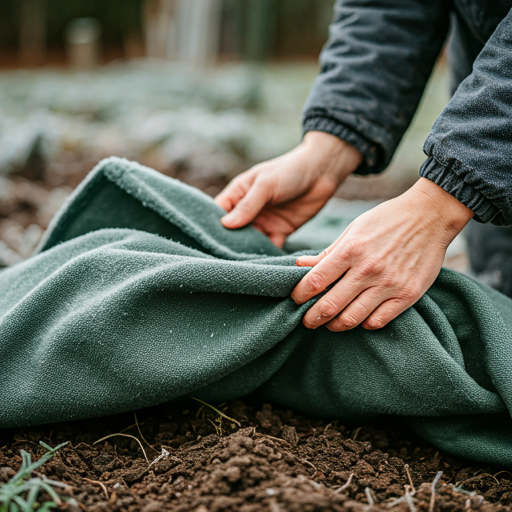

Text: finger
xmin=295 ymin=227 xmax=352 ymax=268
xmin=295 ymin=254 xmax=322 ymax=267
xmin=269 ymin=233 xmax=286 ymax=248
xmin=291 ymin=241 xmax=356 ymax=304
xmin=214 ymin=184 xmax=246 ymax=213
xmin=326 ymin=288 xmax=387 ymax=332
xmin=251 ymin=219 xmax=288 ymax=249
xmin=301 ymin=268 xmax=367 ymax=329
xmin=215 ymin=173 xmax=255 ymax=213
xmin=252 ymin=209 xmax=293 ymax=236
xmin=220 ymin=180 xmax=272 ymax=229
xmin=362 ymin=297 xmax=412 ymax=330
xmin=295 ymin=246 xmax=333 ymax=268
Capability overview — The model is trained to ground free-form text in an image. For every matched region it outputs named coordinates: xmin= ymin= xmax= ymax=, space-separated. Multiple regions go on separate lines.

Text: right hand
xmin=215 ymin=131 xmax=363 ymax=247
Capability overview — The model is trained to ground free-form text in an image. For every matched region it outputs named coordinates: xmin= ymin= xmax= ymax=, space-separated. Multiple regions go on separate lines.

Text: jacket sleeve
xmin=302 ymin=0 xmax=450 ymax=175
xmin=420 ymin=9 xmax=512 ymax=226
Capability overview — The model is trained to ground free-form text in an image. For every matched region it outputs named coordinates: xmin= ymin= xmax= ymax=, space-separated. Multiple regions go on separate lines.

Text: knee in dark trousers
xmin=466 ymin=220 xmax=512 ymax=298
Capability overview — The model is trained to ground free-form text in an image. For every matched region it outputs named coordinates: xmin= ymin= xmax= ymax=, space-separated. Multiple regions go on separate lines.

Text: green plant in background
xmin=0 ymin=441 xmax=69 ymax=512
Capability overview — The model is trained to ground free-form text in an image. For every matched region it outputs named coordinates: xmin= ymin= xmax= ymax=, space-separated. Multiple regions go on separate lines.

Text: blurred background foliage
xmin=0 ymin=0 xmax=335 ymax=63
xmin=0 ymin=0 xmax=459 ymax=268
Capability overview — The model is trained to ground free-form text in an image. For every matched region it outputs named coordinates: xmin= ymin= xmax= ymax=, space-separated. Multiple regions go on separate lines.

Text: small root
xmin=404 ymin=464 xmax=416 ymax=493
xmin=191 ymin=397 xmax=241 ymax=427
xmin=335 ymin=473 xmax=354 ymax=494
xmin=93 ymin=433 xmax=149 ymax=465
xmin=84 ymin=478 xmax=109 ymax=500
xmin=429 ymin=471 xmax=443 ymax=512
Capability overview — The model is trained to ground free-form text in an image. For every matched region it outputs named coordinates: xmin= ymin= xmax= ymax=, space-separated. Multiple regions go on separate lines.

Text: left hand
xmin=291 ymin=178 xmax=474 ymax=331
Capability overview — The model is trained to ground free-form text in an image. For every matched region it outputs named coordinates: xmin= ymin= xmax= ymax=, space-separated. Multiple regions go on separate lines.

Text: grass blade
xmin=93 ymin=433 xmax=149 ymax=465
xmin=191 ymin=397 xmax=241 ymax=427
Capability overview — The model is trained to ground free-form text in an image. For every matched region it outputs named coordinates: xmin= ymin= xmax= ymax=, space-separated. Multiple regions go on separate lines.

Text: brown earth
xmin=1 ymin=398 xmax=512 ymax=512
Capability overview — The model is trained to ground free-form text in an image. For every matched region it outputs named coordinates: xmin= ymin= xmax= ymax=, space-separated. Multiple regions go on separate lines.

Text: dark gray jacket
xmin=303 ymin=1 xmax=512 ymax=225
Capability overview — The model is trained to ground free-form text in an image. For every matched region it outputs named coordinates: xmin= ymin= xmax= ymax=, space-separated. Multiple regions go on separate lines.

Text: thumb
xmin=221 ymin=181 xmax=271 ymax=229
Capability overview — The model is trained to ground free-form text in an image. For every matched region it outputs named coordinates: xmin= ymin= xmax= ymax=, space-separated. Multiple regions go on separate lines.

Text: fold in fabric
xmin=2 ymin=157 xmax=512 ymax=466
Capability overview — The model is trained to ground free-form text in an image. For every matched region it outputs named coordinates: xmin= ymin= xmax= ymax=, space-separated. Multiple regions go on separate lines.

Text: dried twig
xmin=365 ymin=487 xmax=375 ymax=506
xmin=405 ymin=488 xmax=417 ymax=512
xmin=429 ymin=471 xmax=443 ymax=512
xmin=191 ymin=397 xmax=241 ymax=427
xmin=119 ymin=423 xmax=137 ymax=434
xmin=134 ymin=412 xmax=158 ymax=453
xmin=254 ymin=432 xmax=292 ymax=448
xmin=93 ymin=433 xmax=149 ymax=465
xmin=404 ymin=464 xmax=416 ymax=493
xmin=84 ymin=478 xmax=109 ymax=500
xmin=208 ymin=418 xmax=222 ymax=436
xmin=335 ymin=473 xmax=354 ymax=494
xmin=300 ymin=458 xmax=317 ymax=475
xmin=493 ymin=470 xmax=512 ymax=479
xmin=149 ymin=448 xmax=170 ymax=469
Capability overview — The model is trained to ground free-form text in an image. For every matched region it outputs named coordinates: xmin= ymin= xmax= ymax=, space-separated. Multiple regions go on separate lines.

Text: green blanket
xmin=2 ymin=157 xmax=512 ymax=467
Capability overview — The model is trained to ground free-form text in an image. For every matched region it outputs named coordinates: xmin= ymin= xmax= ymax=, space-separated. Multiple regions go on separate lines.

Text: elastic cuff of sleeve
xmin=302 ymin=116 xmax=381 ymax=176
xmin=419 ymin=156 xmax=500 ymax=224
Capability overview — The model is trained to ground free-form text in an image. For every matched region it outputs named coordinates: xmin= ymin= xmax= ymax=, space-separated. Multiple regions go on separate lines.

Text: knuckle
xmin=306 ymin=273 xmax=325 ymax=294
xmin=253 ymin=174 xmax=268 ymax=188
xmin=342 ymin=240 xmax=359 ymax=259
xmin=318 ymin=298 xmax=338 ymax=319
xmin=400 ymin=284 xmax=421 ymax=302
xmin=379 ymin=274 xmax=394 ymax=288
xmin=357 ymin=258 xmax=380 ymax=277
xmin=339 ymin=313 xmax=359 ymax=330
xmin=231 ymin=172 xmax=249 ymax=186
xmin=354 ymin=302 xmax=369 ymax=318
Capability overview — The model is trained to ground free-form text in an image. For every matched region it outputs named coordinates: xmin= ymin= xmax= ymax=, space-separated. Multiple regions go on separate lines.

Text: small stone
xmin=141 ymin=500 xmax=162 ymax=512
xmin=282 ymin=425 xmax=299 ymax=447
xmin=224 ymin=466 xmax=242 ymax=483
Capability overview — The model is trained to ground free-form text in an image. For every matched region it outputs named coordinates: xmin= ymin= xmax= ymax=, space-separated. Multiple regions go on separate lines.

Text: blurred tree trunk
xmin=220 ymin=0 xmax=243 ymax=58
xmin=19 ymin=0 xmax=47 ymax=65
xmin=176 ymin=0 xmax=222 ymax=68
xmin=143 ymin=0 xmax=221 ymax=68
xmin=244 ymin=0 xmax=275 ymax=61
xmin=144 ymin=0 xmax=178 ymax=59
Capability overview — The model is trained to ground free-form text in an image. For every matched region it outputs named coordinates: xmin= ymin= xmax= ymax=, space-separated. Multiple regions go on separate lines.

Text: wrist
xmin=301 ymin=131 xmax=363 ymax=184
xmin=406 ymin=178 xmax=474 ymax=242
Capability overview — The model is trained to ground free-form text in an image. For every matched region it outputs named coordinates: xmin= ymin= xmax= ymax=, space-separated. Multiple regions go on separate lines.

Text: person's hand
xmin=215 ymin=131 xmax=362 ymax=247
xmin=291 ymin=178 xmax=474 ymax=331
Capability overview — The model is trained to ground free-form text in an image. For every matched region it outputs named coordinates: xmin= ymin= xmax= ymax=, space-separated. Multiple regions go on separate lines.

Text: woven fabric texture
xmin=2 ymin=157 xmax=512 ymax=466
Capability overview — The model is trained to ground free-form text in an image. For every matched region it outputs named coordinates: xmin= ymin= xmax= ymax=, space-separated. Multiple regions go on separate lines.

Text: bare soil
xmin=1 ymin=398 xmax=512 ymax=512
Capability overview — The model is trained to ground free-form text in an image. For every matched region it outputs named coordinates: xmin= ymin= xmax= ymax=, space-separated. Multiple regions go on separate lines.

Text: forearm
xmin=420 ymin=9 xmax=512 ymax=226
xmin=300 ymin=131 xmax=363 ymax=185
xmin=303 ymin=0 xmax=450 ymax=175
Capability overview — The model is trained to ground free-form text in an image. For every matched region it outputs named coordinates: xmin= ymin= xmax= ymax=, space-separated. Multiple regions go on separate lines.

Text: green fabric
xmin=2 ymin=157 xmax=512 ymax=467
